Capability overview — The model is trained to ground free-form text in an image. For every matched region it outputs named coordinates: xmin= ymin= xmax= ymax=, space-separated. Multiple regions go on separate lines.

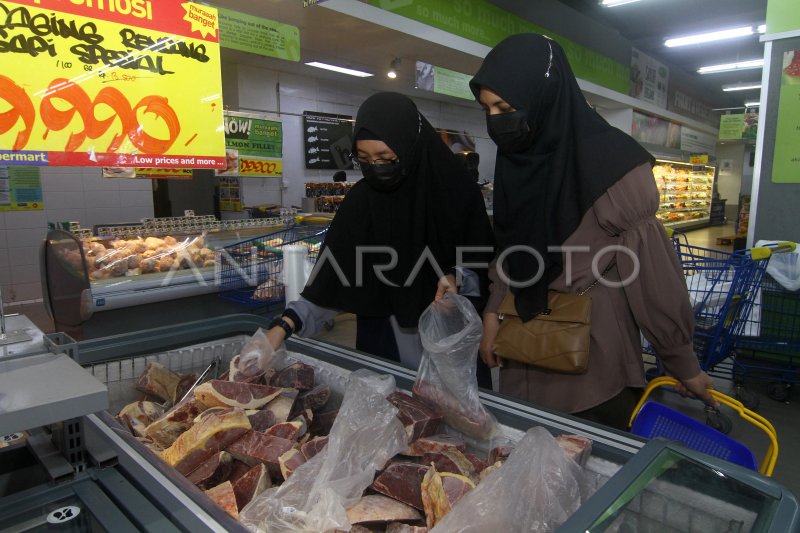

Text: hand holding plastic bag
xmin=234 ymin=328 xmax=282 ymax=378
xmin=430 ymin=426 xmax=585 ymax=533
xmin=239 ymin=369 xmax=408 ymax=533
xmin=413 ymin=293 xmax=497 ymax=440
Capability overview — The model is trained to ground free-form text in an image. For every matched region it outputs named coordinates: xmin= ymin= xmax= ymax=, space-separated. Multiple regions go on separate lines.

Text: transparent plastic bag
xmin=430 ymin=426 xmax=585 ymax=533
xmin=239 ymin=369 xmax=408 ymax=533
xmin=412 ymin=292 xmax=497 ymax=440
xmin=757 ymin=240 xmax=800 ymax=291
xmin=234 ymin=328 xmax=281 ymax=376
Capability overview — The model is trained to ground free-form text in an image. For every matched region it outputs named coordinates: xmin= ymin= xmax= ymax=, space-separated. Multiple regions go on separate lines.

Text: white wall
xmin=0 ymin=168 xmax=153 ymax=303
xmin=715 ymin=142 xmax=746 ymax=220
xmin=228 ymin=63 xmax=497 ymax=209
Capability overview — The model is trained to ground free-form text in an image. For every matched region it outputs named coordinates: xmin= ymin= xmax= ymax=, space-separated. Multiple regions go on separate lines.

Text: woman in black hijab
xmin=266 ymin=93 xmax=494 ymax=383
xmin=470 ymin=34 xmax=716 ymax=429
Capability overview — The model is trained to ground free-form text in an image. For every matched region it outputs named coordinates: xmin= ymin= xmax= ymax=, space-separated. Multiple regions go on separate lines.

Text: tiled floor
xmin=7 ymin=220 xmax=799 ymax=497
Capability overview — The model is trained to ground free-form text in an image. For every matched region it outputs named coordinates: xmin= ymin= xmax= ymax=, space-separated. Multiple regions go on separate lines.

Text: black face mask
xmin=361 ymin=161 xmax=405 ymax=192
xmin=487 ymin=110 xmax=535 ymax=153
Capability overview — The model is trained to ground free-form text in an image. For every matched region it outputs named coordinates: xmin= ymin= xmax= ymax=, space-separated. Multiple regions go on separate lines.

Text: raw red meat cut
xmin=386 ymin=523 xmax=429 ymax=533
xmin=403 ymin=434 xmax=465 ymax=457
xmin=228 ymin=459 xmax=253 ymax=484
xmin=118 ymin=401 xmax=164 ymax=427
xmin=136 ymin=362 xmax=182 ymax=404
xmin=370 ymin=462 xmax=430 ymax=510
xmin=225 ymin=430 xmax=295 ymax=479
xmin=205 ymin=481 xmax=238 ymax=519
xmin=145 ymin=399 xmax=208 ymax=448
xmin=194 ymin=407 xmax=234 ymax=424
xmin=346 ymin=494 xmax=422 ymax=525
xmin=421 ymin=449 xmax=475 ymax=479
xmin=412 ymin=380 xmax=494 ymax=440
xmin=229 ymin=354 xmax=266 ymax=383
xmin=556 ymin=434 xmax=593 ymax=466
xmin=463 ymin=452 xmax=487 ymax=474
xmin=186 ymin=451 xmax=233 ymax=489
xmin=278 ymin=448 xmax=306 ymax=480
xmin=488 ymin=444 xmax=514 ymax=464
xmin=263 ymin=388 xmax=300 ymax=423
xmin=162 ymin=409 xmax=251 ymax=476
xmin=194 ymin=380 xmax=283 ymax=410
xmin=298 ymin=384 xmax=331 ymax=412
xmin=247 ymin=409 xmax=277 ymax=432
xmin=387 ymin=391 xmax=443 ymax=442
xmin=308 ymin=409 xmax=338 ymax=436
xmin=231 ymin=463 xmax=270 ymax=510
xmin=300 ymin=436 xmax=328 ymax=460
xmin=264 ymin=421 xmax=303 ymax=441
xmin=270 ymin=362 xmax=315 ymax=390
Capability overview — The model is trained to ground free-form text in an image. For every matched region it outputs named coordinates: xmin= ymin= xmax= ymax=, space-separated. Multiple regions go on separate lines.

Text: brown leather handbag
xmin=494 ymin=269 xmax=610 ymax=374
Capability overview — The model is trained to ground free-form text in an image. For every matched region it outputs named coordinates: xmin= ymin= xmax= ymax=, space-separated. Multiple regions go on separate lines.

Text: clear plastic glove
xmin=480 ymin=313 xmax=503 ymax=368
xmin=435 ymin=273 xmax=458 ymax=301
xmin=237 ymin=328 xmax=278 ymax=373
xmin=673 ymin=371 xmax=719 ymax=408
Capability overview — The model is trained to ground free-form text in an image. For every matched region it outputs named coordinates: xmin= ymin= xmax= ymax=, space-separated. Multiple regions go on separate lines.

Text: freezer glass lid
xmin=587 ymin=448 xmax=779 ymax=532
xmin=3 ymin=495 xmax=108 ymax=533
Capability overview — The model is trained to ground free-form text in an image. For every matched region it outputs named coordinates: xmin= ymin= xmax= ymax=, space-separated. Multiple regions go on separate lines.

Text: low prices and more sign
xmin=0 ymin=0 xmax=226 ymax=169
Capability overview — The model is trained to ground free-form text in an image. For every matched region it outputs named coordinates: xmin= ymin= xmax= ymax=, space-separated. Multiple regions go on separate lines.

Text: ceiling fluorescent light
xmin=600 ymin=0 xmax=640 ymax=7
xmin=745 ymin=101 xmax=760 ymax=107
xmin=305 ymin=61 xmax=373 ymax=77
xmin=722 ymin=83 xmax=762 ymax=92
xmin=757 ymin=24 xmax=766 ymax=34
xmin=698 ymin=59 xmax=764 ymax=74
xmin=712 ymin=106 xmax=746 ymax=111
xmin=665 ymin=26 xmax=753 ymax=47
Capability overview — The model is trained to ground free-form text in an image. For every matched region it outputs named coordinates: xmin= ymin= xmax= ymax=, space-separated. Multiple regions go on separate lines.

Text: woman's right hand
xmin=480 ymin=313 xmax=503 ymax=368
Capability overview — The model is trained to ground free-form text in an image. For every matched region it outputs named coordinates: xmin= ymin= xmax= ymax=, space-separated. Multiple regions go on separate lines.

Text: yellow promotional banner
xmin=0 ymin=0 xmax=226 ymax=169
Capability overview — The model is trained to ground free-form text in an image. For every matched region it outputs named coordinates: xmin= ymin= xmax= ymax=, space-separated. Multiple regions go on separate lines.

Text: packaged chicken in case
xmin=82 ymin=233 xmax=215 ymax=280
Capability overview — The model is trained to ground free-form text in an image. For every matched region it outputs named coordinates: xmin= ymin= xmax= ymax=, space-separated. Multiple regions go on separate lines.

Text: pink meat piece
xmin=488 ymin=445 xmax=514 ymax=464
xmin=421 ymin=449 xmax=476 ymax=479
xmin=370 ymin=462 xmax=430 ymax=510
xmin=463 ymin=452 xmax=487 ymax=474
xmin=229 ymin=355 xmax=266 ymax=384
xmin=278 ymin=448 xmax=307 ymax=480
xmin=263 ymin=388 xmax=300 ymax=424
xmin=387 ymin=391 xmax=443 ymax=442
xmin=403 ymin=434 xmax=465 ymax=457
xmin=441 ymin=474 xmax=473 ymax=507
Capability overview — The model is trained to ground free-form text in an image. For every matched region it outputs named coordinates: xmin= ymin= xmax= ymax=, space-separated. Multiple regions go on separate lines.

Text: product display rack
xmin=653 ymin=159 xmax=715 ymax=229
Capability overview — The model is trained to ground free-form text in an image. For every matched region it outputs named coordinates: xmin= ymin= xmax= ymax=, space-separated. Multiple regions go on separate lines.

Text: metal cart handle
xmin=628 ymin=376 xmax=779 ymax=476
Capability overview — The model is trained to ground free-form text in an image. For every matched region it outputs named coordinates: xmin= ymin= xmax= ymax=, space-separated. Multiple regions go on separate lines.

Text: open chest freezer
xmin=5 ymin=314 xmax=798 ymax=532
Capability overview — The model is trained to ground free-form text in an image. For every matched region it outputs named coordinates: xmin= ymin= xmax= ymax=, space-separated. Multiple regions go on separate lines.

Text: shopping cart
xmin=215 ymin=224 xmax=328 ymax=307
xmin=645 ymin=230 xmax=794 ymax=411
xmin=734 ymin=268 xmax=800 ymax=402
xmin=629 ymin=377 xmax=778 ymax=477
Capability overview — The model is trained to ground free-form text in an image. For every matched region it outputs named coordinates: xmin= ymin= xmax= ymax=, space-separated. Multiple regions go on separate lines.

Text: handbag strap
xmin=577 ymin=261 xmax=615 ymax=296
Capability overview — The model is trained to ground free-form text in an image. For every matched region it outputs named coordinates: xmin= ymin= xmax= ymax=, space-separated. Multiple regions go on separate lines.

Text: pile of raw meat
xmin=115 ymin=355 xmax=592 ymax=532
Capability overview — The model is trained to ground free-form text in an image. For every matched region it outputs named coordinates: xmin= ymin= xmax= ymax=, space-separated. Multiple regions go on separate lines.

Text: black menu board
xmin=302 ymin=111 xmax=354 ymax=170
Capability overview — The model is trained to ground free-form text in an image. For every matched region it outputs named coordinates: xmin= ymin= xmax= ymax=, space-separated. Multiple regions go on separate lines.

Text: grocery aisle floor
xmin=7 ymin=220 xmax=800 ymax=497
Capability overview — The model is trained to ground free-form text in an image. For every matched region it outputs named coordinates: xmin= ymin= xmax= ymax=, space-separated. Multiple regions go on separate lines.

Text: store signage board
xmin=217 ymin=7 xmax=300 ymax=61
xmin=681 ymin=127 xmax=717 ymax=156
xmin=0 ymin=166 xmax=43 ymax=211
xmin=772 ymin=50 xmax=800 ymax=183
xmin=689 ymin=154 xmax=709 ymax=165
xmin=766 ymin=0 xmax=800 ymax=36
xmin=631 ymin=111 xmax=681 ymax=149
xmin=719 ymin=114 xmax=745 ymax=140
xmin=630 ymin=48 xmax=669 ymax=109
xmin=217 ymin=111 xmax=283 ymax=178
xmin=302 ymin=112 xmax=354 ymax=170
xmin=368 ymin=0 xmax=629 ymax=93
xmin=0 ymin=0 xmax=226 ymax=169
xmin=102 ymin=167 xmax=193 ymax=180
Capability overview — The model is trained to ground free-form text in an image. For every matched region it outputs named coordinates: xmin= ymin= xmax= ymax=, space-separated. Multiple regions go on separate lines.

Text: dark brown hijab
xmin=470 ymin=34 xmax=653 ymax=321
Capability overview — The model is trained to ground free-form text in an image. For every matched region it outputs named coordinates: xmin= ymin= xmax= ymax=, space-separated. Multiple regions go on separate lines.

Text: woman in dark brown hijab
xmin=470 ymin=34 xmax=716 ymax=429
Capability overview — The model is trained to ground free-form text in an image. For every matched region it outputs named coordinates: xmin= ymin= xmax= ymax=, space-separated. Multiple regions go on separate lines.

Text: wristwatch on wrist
xmin=269 ymin=315 xmax=294 ymax=340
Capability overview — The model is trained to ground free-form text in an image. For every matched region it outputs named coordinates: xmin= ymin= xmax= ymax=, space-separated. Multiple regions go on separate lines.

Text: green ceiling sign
xmin=218 ymin=7 xmax=301 ymax=61
xmin=368 ymin=0 xmax=629 ymax=93
xmin=765 ymin=0 xmax=800 ymax=35
xmin=719 ymin=114 xmax=745 ymax=140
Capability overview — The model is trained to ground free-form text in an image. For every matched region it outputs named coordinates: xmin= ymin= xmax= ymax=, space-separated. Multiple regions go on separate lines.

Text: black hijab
xmin=469 ymin=34 xmax=653 ymax=321
xmin=302 ymin=92 xmax=494 ymax=327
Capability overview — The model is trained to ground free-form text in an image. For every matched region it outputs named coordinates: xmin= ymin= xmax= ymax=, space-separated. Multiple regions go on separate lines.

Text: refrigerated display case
xmin=1 ymin=315 xmax=797 ymax=532
xmin=653 ymin=159 xmax=716 ymax=229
